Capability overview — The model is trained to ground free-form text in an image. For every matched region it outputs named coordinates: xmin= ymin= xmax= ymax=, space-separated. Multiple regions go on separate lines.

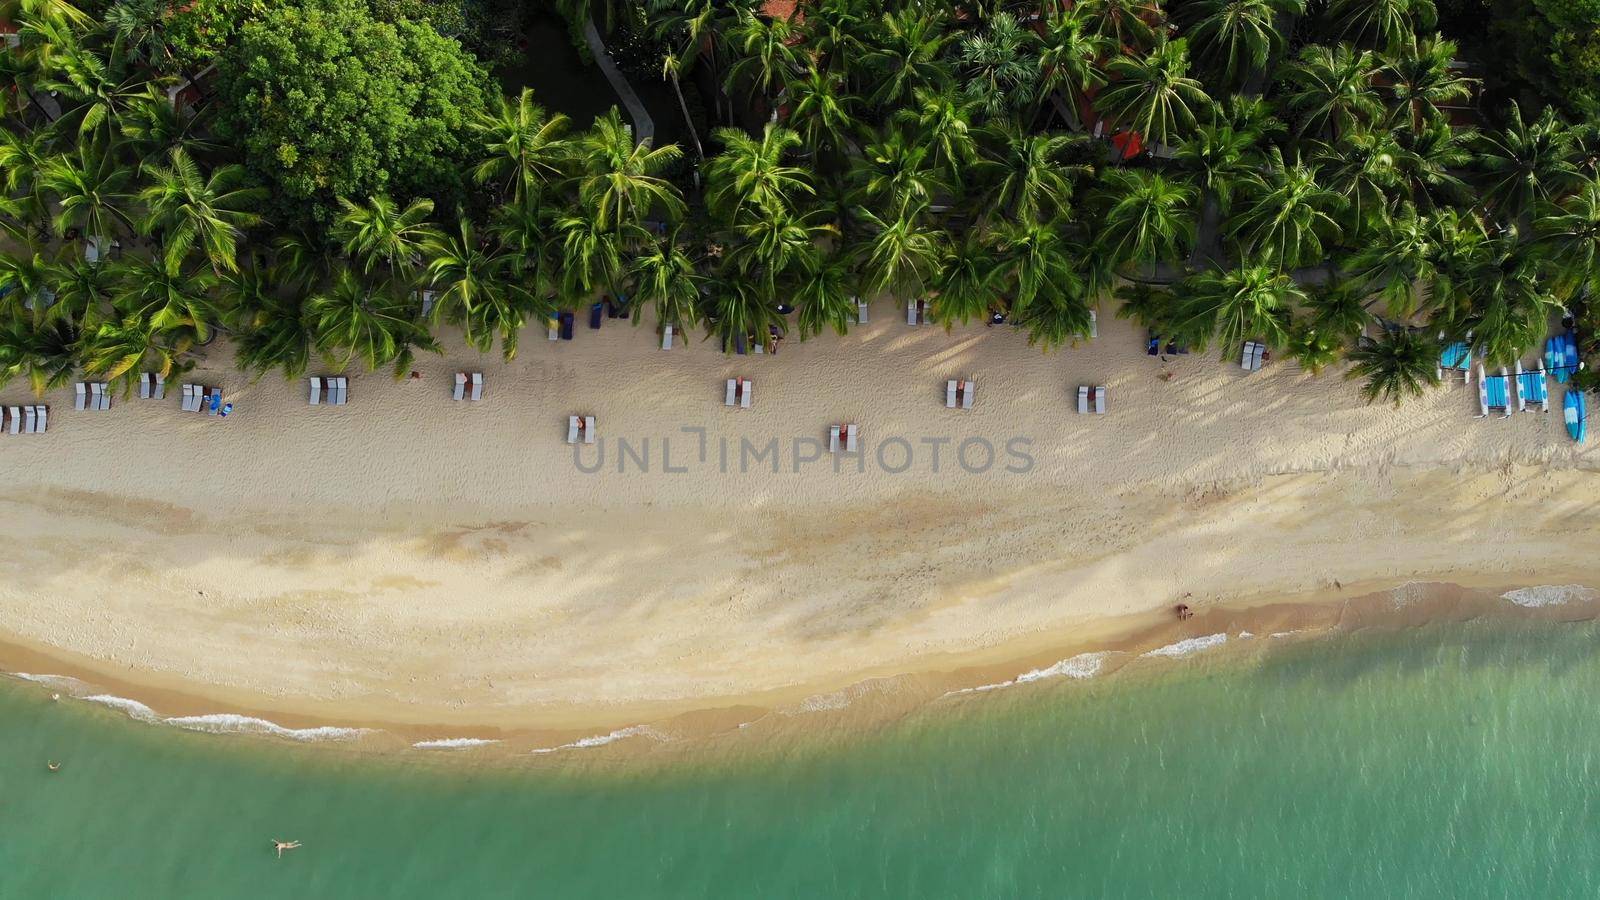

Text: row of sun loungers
xmin=946 ymin=379 xmax=975 ymax=409
xmin=308 ymin=377 xmax=348 ymax=406
xmin=567 ymin=415 xmax=596 ymax=444
xmin=1240 ymin=341 xmax=1267 ymax=372
xmin=74 ymin=382 xmax=111 ymax=411
xmin=3 ymin=405 xmax=48 ymax=433
xmin=725 ymin=378 xmax=753 ymax=408
xmin=453 ymin=372 xmax=484 ymax=402
xmin=906 ymin=299 xmax=929 ymax=325
xmin=181 ymin=383 xmax=223 ymax=414
xmin=139 ymin=373 xmax=167 ymax=399
xmin=828 ymin=423 xmax=859 ymax=453
xmin=1078 ymin=385 xmax=1107 ymax=414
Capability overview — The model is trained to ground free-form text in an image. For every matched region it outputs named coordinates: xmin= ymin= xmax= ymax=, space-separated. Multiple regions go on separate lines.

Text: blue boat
xmin=1549 ymin=332 xmax=1580 ymax=383
xmin=1565 ymin=391 xmax=1587 ymax=443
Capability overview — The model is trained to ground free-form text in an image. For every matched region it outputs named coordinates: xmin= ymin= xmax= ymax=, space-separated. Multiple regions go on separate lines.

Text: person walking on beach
xmin=272 ymin=839 xmax=301 ymax=858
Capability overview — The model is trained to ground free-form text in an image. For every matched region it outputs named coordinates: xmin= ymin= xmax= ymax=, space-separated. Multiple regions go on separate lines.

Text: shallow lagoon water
xmin=2 ymin=619 xmax=1597 ymax=897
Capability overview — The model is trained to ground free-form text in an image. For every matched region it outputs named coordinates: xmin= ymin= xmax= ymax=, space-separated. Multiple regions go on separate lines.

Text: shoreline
xmin=1 ymin=314 xmax=1598 ymax=756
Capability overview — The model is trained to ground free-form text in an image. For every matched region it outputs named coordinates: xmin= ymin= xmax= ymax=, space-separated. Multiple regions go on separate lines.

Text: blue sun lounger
xmin=1515 ymin=360 xmax=1549 ymax=413
xmin=1477 ymin=365 xmax=1512 ymax=418
xmin=1438 ymin=341 xmax=1471 ymax=382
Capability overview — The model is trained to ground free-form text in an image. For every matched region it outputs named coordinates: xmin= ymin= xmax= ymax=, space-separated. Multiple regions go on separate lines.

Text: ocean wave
xmin=10 ymin=672 xmax=94 ymax=694
xmin=530 ymin=725 xmax=665 ymax=755
xmin=1502 ymin=585 xmax=1599 ymax=608
xmin=162 ymin=714 xmax=371 ymax=742
xmin=82 ymin=693 xmax=163 ymax=722
xmin=1141 ymin=633 xmax=1228 ymax=659
xmin=945 ymin=652 xmax=1117 ymax=697
xmin=412 ymin=737 xmax=502 ymax=750
xmin=793 ymin=677 xmax=899 ymax=713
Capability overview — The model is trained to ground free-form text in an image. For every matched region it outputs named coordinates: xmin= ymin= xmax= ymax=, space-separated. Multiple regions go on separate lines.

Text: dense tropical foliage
xmin=1 ymin=0 xmax=1598 ymax=402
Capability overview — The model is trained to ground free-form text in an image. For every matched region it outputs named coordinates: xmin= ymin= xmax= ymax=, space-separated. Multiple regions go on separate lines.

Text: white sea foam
xmin=10 ymin=672 xmax=93 ymax=694
xmin=411 ymin=737 xmax=501 ymax=750
xmin=1141 ymin=633 xmax=1228 ymax=659
xmin=81 ymin=694 xmax=162 ymax=722
xmin=530 ymin=725 xmax=664 ymax=754
xmin=161 ymin=714 xmax=370 ymax=742
xmin=793 ymin=678 xmax=898 ymax=713
xmin=1238 ymin=631 xmax=1254 ymax=639
xmin=943 ymin=652 xmax=1117 ymax=697
xmin=1270 ymin=631 xmax=1298 ymax=639
xmin=1502 ymin=585 xmax=1599 ymax=608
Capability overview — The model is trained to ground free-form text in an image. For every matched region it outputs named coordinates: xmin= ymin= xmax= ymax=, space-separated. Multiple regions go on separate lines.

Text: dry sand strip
xmin=0 ymin=312 xmax=1594 ymax=731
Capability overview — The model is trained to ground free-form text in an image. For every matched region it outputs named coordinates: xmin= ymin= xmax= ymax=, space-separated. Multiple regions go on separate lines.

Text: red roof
xmin=760 ymin=0 xmax=800 ymax=22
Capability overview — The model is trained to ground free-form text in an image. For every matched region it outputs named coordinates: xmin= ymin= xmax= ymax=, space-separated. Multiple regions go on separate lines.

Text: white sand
xmin=0 ymin=310 xmax=1596 ymax=729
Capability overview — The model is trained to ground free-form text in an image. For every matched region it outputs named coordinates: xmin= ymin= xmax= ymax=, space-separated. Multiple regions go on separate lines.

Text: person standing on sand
xmin=272 ymin=839 xmax=301 ymax=858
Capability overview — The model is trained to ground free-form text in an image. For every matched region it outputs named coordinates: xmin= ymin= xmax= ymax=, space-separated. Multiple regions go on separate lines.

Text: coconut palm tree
xmin=957 ymin=11 xmax=1040 ymax=118
xmin=308 ymin=266 xmax=438 ymax=376
xmin=1175 ymin=113 xmax=1266 ymax=214
xmin=1037 ymin=5 xmax=1112 ymax=125
xmin=1382 ymin=36 xmax=1473 ymax=134
xmin=1098 ymin=38 xmax=1211 ymax=148
xmin=991 ymin=217 xmax=1083 ymax=315
xmin=574 ymin=108 xmax=685 ymax=232
xmin=855 ymin=200 xmax=943 ymax=300
xmin=332 ymin=195 xmax=436 ymax=276
xmin=1226 ymin=149 xmax=1345 ymax=270
xmin=104 ymin=0 xmax=176 ymax=73
xmin=1081 ymin=0 xmax=1162 ymax=52
xmin=786 ymin=65 xmax=861 ymax=161
xmin=111 ymin=256 xmax=222 ymax=346
xmin=1345 ymin=328 xmax=1440 ymax=405
xmin=1308 ymin=125 xmax=1403 ymax=238
xmin=1328 ymin=0 xmax=1436 ymax=54
xmin=1472 ymin=102 xmax=1586 ymax=224
xmin=549 ymin=210 xmax=630 ymax=304
xmin=804 ymin=0 xmax=868 ymax=76
xmin=119 ymin=84 xmax=216 ymax=163
xmin=931 ymin=233 xmax=1002 ymax=327
xmin=723 ymin=8 xmax=802 ymax=103
xmin=137 ymin=148 xmax=265 ymax=274
xmin=1392 ymin=116 xmax=1472 ymax=210
xmin=1094 ymin=169 xmax=1198 ymax=270
xmin=723 ymin=207 xmax=827 ymax=302
xmin=895 ymin=87 xmax=980 ymax=184
xmin=1277 ymin=44 xmax=1383 ymax=140
xmin=232 ymin=288 xmax=312 ymax=380
xmin=0 ymin=126 xmax=55 ymax=231
xmin=472 ymin=88 xmax=571 ymax=205
xmin=40 ymin=39 xmax=140 ymax=139
xmin=703 ymin=123 xmax=813 ymax=220
xmin=1115 ymin=281 xmax=1182 ymax=335
xmin=1181 ymin=0 xmax=1304 ymax=89
xmin=44 ymin=253 xmax=116 ymax=329
xmin=790 ymin=254 xmax=857 ymax=338
xmin=862 ymin=6 xmax=953 ymax=110
xmin=1534 ymin=177 xmax=1600 ymax=303
xmin=851 ymin=128 xmax=950 ymax=215
xmin=423 ymin=221 xmax=536 ymax=358
xmin=0 ymin=250 xmax=56 ymax=319
xmin=705 ymin=279 xmax=785 ymax=353
xmin=1174 ymin=262 xmax=1300 ymax=354
xmin=973 ymin=124 xmax=1085 ymax=223
xmin=1015 ymin=292 xmax=1097 ymax=350
xmin=1463 ymin=234 xmax=1559 ymax=364
xmin=626 ymin=228 xmax=703 ymax=335
xmin=41 ymin=142 xmax=134 ymax=244
xmin=78 ymin=313 xmax=190 ymax=386
xmin=0 ymin=315 xmax=77 ymax=394
xmin=1341 ymin=203 xmax=1436 ymax=315
xmin=1303 ymin=280 xmax=1375 ymax=339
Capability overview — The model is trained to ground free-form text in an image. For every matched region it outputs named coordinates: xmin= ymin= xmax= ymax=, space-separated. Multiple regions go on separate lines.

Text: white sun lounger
xmin=1251 ymin=343 xmax=1265 ymax=372
xmin=857 ymin=299 xmax=868 ymax=324
xmin=89 ymin=381 xmax=102 ymax=411
xmin=334 ymin=377 xmax=348 ymax=405
xmin=470 ymin=373 xmax=483 ymax=401
xmin=567 ymin=415 xmax=580 ymax=444
xmin=548 ymin=317 xmax=560 ymax=341
xmin=7 ymin=406 xmax=18 ymax=434
xmin=1089 ymin=310 xmax=1098 ymax=338
xmin=962 ymin=380 xmax=974 ymax=409
xmin=829 ymin=425 xmax=841 ymax=453
xmin=583 ymin=415 xmax=595 ymax=444
xmin=23 ymin=405 xmax=36 ymax=433
xmin=34 ymin=405 xmax=46 ymax=431
xmin=661 ymin=324 xmax=673 ymax=350
xmin=183 ymin=384 xmax=199 ymax=412
xmin=1241 ymin=341 xmax=1257 ymax=371
xmin=153 ymin=373 xmax=165 ymax=400
xmin=1095 ymin=385 xmax=1106 ymax=414
xmin=740 ymin=379 xmax=752 ymax=408
xmin=453 ymin=372 xmax=465 ymax=401
xmin=99 ymin=382 xmax=111 ymax=410
xmin=725 ymin=379 xmax=738 ymax=407
xmin=309 ymin=377 xmax=322 ymax=405
xmin=946 ymin=379 xmax=958 ymax=408
xmin=139 ymin=373 xmax=151 ymax=399
xmin=907 ymin=301 xmax=917 ymax=325
xmin=845 ymin=424 xmax=858 ymax=453
xmin=1077 ymin=385 xmax=1089 ymax=414
xmin=74 ymin=382 xmax=87 ymax=410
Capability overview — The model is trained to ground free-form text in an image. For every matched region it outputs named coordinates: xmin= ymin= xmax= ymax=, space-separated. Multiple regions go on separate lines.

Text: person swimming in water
xmin=272 ymin=840 xmax=301 ymax=858
xmin=46 ymin=761 xmax=60 ymax=772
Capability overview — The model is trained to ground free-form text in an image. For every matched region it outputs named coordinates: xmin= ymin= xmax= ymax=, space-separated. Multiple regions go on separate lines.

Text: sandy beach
xmin=1 ymin=309 xmax=1599 ymax=738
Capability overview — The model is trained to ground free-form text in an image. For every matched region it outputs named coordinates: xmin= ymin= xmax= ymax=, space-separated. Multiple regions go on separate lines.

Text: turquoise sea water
xmin=2 ymin=619 xmax=1599 ymax=898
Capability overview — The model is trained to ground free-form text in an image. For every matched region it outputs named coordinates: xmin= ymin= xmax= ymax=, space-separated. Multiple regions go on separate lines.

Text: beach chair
xmin=845 ymin=424 xmax=858 ymax=453
xmin=207 ymin=388 xmax=222 ymax=415
xmin=334 ymin=377 xmax=348 ymax=405
xmin=962 ymin=380 xmax=974 ymax=409
xmin=1439 ymin=340 xmax=1471 ymax=383
xmin=34 ymin=405 xmax=46 ymax=432
xmin=548 ymin=317 xmax=560 ymax=341
xmin=309 ymin=377 xmax=322 ymax=406
xmin=185 ymin=384 xmax=201 ymax=412
xmin=1515 ymin=360 xmax=1550 ymax=413
xmin=1077 ymin=385 xmax=1089 ymax=414
xmin=1251 ymin=343 xmax=1265 ymax=372
xmin=1089 ymin=310 xmax=1098 ymax=339
xmin=567 ymin=416 xmax=580 ymax=444
xmin=453 ymin=373 xmax=466 ymax=401
xmin=470 ymin=373 xmax=482 ymax=402
xmin=153 ymin=374 xmax=165 ymax=400
xmin=907 ymin=300 xmax=917 ymax=325
xmin=725 ymin=379 xmax=738 ymax=407
xmin=1094 ymin=385 xmax=1106 ymax=414
xmin=829 ymin=425 xmax=841 ymax=453
xmin=139 ymin=373 xmax=151 ymax=399
xmin=857 ymin=299 xmax=868 ymax=324
xmin=947 ymin=380 xmax=958 ymax=408
xmin=74 ymin=382 xmax=87 ymax=410
xmin=88 ymin=381 xmax=101 ymax=411
xmin=740 ymin=379 xmax=752 ymax=408
xmin=1477 ymin=365 xmax=1511 ymax=418
xmin=1240 ymin=341 xmax=1257 ymax=371
xmin=23 ymin=405 xmax=36 ymax=433
xmin=583 ymin=415 xmax=595 ymax=444
xmin=559 ymin=312 xmax=575 ymax=340
xmin=661 ymin=324 xmax=673 ymax=350
xmin=589 ymin=302 xmax=603 ymax=330
xmin=99 ymin=382 xmax=111 ymax=410
xmin=6 ymin=406 xmax=18 ymax=434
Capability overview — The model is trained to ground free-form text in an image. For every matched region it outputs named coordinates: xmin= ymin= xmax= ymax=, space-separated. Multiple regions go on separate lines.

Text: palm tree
xmin=6 ymin=0 xmax=93 ymax=26
xmin=1304 ymin=280 xmax=1375 ymax=339
xmin=1081 ymin=0 xmax=1162 ymax=52
xmin=41 ymin=40 xmax=140 ymax=138
xmin=1278 ymin=44 xmax=1383 ymax=140
xmin=0 ymin=250 xmax=56 ymax=318
xmin=723 ymin=208 xmax=826 ymax=302
xmin=0 ymin=127 xmax=55 ymax=231
xmin=41 ymin=142 xmax=134 ymax=244
xmin=973 ymin=124 xmax=1085 ymax=223
xmin=855 ymin=200 xmax=943 ymax=301
xmin=790 ymin=254 xmax=857 ymax=339
xmin=1099 ymin=38 xmax=1211 ymax=148
xmin=991 ymin=217 xmax=1083 ymax=315
xmin=931 ymin=233 xmax=1001 ymax=327
xmin=1534 ymin=177 xmax=1600 ymax=303
xmin=1037 ymin=5 xmax=1112 ymax=124
xmin=1345 ymin=328 xmax=1441 ymax=405
xmin=0 ymin=316 xmax=77 ymax=395
xmin=332 ymin=195 xmax=436 ymax=276
xmin=1174 ymin=114 xmax=1266 ymax=214
xmin=1309 ymin=125 xmax=1403 ymax=238
xmin=851 ymin=128 xmax=950 ymax=216
xmin=895 ymin=87 xmax=980 ymax=184
xmin=957 ymin=11 xmax=1040 ymax=118
xmin=1094 ymin=169 xmax=1198 ymax=269
xmin=1226 ymin=150 xmax=1345 ymax=270
xmin=1285 ymin=318 xmax=1347 ymax=374
xmin=308 ymin=267 xmax=438 ymax=376
xmin=574 ymin=108 xmax=685 ymax=232
xmin=723 ymin=8 xmax=802 ymax=102
xmin=1341 ymin=202 xmax=1436 ymax=315
xmin=786 ymin=65 xmax=861 ymax=161
xmin=1181 ymin=0 xmax=1303 ymax=88
xmin=705 ymin=279 xmax=785 ymax=353
xmin=1328 ymin=0 xmax=1436 ymax=54
xmin=104 ymin=0 xmax=176 ymax=72
xmin=1464 ymin=235 xmax=1558 ymax=364
xmin=44 ymin=253 xmax=117 ymax=329
xmin=626 ymin=228 xmax=703 ymax=335
xmin=423 ymin=221 xmax=535 ymax=358
xmin=1393 ymin=116 xmax=1472 ymax=210
xmin=119 ymin=84 xmax=215 ymax=162
xmin=1383 ymin=36 xmax=1474 ymax=134
xmin=111 ymin=256 xmax=222 ymax=346
xmin=549 ymin=211 xmax=629 ymax=305
xmin=137 ymin=149 xmax=265 ymax=274
xmin=232 ymin=288 xmax=313 ymax=380
xmin=472 ymin=88 xmax=571 ymax=205
xmin=703 ymin=123 xmax=813 ymax=220
xmin=78 ymin=314 xmax=188 ymax=386
xmin=1472 ymin=102 xmax=1586 ymax=224
xmin=863 ymin=6 xmax=953 ymax=110
xmin=1015 ymin=292 xmax=1097 ymax=350
xmin=1174 ymin=263 xmax=1300 ymax=354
